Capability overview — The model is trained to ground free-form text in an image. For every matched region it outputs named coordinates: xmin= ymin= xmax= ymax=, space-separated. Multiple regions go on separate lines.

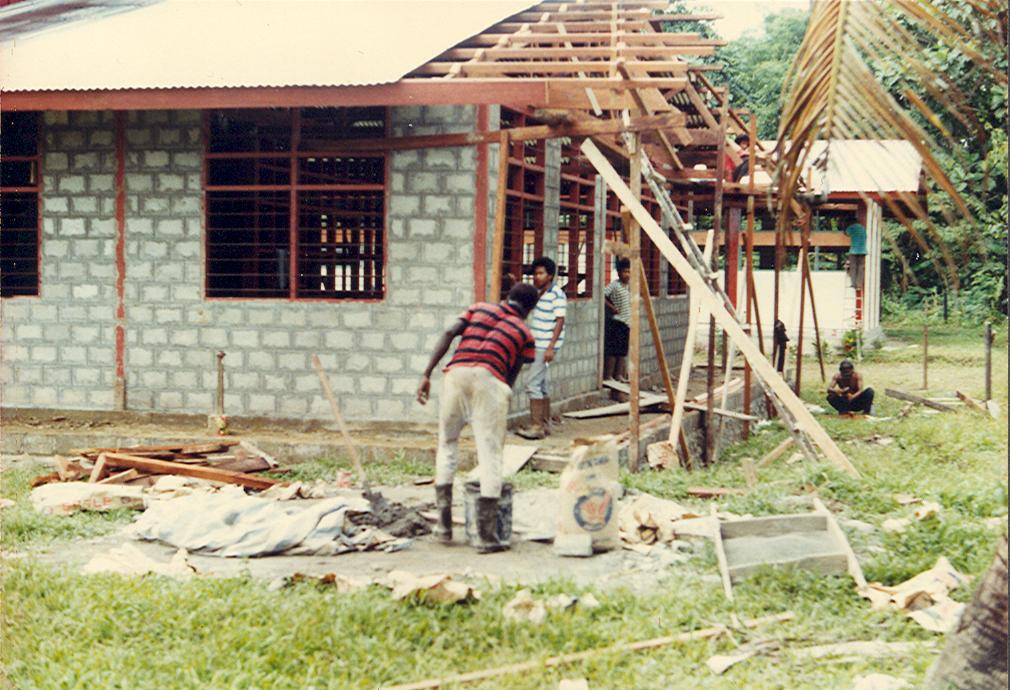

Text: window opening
xmin=0 ymin=111 xmax=41 ymax=298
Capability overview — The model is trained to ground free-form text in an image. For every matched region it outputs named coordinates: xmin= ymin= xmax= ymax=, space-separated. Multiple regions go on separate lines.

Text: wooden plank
xmin=757 ymin=437 xmax=794 ymax=468
xmin=88 ymin=454 xmax=109 ymax=483
xmin=562 ymin=392 xmax=668 ymax=419
xmin=580 ymin=139 xmax=859 ymax=478
xmin=312 ymin=355 xmax=370 ymax=492
xmin=97 ymin=469 xmax=141 ymax=485
xmin=688 ymin=486 xmax=746 ymax=499
xmin=415 ymin=60 xmax=690 ymax=77
xmin=955 ymin=390 xmax=988 ymax=415
xmin=468 ymin=444 xmax=538 ymax=480
xmin=530 ymin=455 xmax=569 ymax=473
xmin=71 ymin=441 xmax=239 ymax=456
xmin=720 ymin=514 xmax=828 ymax=539
xmin=213 ymin=456 xmax=273 ymax=474
xmin=628 ymin=135 xmax=643 ymax=473
xmin=682 ymin=403 xmax=757 ymax=421
xmin=239 ymin=440 xmax=278 ymax=468
xmin=884 ymin=388 xmax=957 ymax=412
xmin=668 ymin=230 xmax=711 ymax=446
xmin=102 ymin=453 xmax=278 ymax=490
xmin=711 ymin=504 xmax=735 ymax=601
xmin=813 ymin=497 xmax=868 ymax=589
xmin=741 ymin=458 xmax=757 ymax=488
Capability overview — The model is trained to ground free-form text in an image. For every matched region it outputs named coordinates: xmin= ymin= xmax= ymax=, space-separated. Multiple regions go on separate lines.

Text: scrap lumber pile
xmin=31 ymin=440 xmax=280 ymax=492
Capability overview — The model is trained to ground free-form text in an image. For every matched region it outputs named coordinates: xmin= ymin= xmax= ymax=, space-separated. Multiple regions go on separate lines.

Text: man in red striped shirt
xmin=416 ymin=283 xmax=539 ymax=553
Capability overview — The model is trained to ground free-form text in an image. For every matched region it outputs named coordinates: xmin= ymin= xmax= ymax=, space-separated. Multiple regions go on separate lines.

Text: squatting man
xmin=416 ymin=283 xmax=539 ymax=553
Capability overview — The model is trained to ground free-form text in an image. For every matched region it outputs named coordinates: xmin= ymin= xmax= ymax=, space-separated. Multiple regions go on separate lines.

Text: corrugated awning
xmin=0 ymin=0 xmax=534 ymax=92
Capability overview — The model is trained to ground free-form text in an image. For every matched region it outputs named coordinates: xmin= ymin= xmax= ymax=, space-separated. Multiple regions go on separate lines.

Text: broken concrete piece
xmin=882 ymin=518 xmax=911 ymax=533
xmin=387 ymin=571 xmax=479 ymax=605
xmin=82 ymin=544 xmax=196 ymax=579
xmin=859 ymin=557 xmax=971 ymax=633
xmin=30 ymin=481 xmax=146 ymax=515
xmin=558 ymin=680 xmax=589 ymax=690
xmin=850 ymin=674 xmax=911 ymax=690
xmin=618 ymin=493 xmax=701 ymax=546
xmin=503 ymin=589 xmax=547 ymax=624
xmin=913 ymin=501 xmax=941 ymax=521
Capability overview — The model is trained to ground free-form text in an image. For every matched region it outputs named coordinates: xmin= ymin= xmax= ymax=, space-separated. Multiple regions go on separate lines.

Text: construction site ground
xmin=3 ymin=324 xmax=1007 ymax=689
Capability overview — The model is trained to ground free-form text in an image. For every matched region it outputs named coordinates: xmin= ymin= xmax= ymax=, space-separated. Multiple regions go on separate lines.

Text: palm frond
xmin=773 ymin=0 xmax=1005 ymax=289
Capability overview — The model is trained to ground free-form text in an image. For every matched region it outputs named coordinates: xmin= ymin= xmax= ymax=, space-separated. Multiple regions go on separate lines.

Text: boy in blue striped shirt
xmin=516 ymin=256 xmax=566 ymax=439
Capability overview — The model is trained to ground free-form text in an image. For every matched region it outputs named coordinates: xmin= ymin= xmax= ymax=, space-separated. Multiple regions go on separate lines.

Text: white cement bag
xmin=555 ymin=435 xmax=620 ymax=553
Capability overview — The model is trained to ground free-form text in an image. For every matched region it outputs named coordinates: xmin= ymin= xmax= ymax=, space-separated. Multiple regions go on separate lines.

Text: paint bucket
xmin=463 ymin=480 xmax=513 ymax=547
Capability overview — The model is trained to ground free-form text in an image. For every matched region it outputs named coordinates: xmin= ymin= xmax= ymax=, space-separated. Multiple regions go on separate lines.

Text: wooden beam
xmin=628 ymin=139 xmax=643 ymax=472
xmin=438 ymin=46 xmax=717 ymax=60
xmin=885 ymin=388 xmax=957 ymax=412
xmin=581 ymin=138 xmax=859 ymax=478
xmin=414 ymin=60 xmax=689 ymax=77
xmin=690 ymin=230 xmax=850 ymax=248
xmin=102 ymin=453 xmax=279 ymax=490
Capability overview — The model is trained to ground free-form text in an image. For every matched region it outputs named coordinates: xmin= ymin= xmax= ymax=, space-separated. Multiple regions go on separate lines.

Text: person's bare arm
xmin=828 ymin=373 xmax=844 ymax=395
xmin=416 ymin=319 xmax=467 ymax=404
xmin=604 ymin=297 xmax=618 ymax=314
xmin=544 ymin=317 xmax=565 ymax=363
xmin=847 ymin=372 xmax=864 ymax=399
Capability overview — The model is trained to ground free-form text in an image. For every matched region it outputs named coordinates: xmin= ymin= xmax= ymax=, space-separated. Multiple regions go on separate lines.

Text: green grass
xmin=2 ymin=322 xmax=1006 ymax=689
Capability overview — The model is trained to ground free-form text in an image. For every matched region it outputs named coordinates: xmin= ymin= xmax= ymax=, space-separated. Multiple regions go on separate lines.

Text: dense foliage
xmin=709 ymin=3 xmax=1007 ymax=319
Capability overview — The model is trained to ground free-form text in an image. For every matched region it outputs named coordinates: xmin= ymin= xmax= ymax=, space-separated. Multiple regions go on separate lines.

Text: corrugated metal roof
xmin=797 ymin=140 xmax=923 ymax=195
xmin=0 ymin=0 xmax=534 ymax=91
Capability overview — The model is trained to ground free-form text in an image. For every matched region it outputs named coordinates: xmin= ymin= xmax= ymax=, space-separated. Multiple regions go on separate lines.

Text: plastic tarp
xmin=127 ymin=491 xmax=403 ymax=558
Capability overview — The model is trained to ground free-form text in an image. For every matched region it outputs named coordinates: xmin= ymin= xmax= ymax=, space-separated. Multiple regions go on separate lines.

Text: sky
xmin=683 ymin=0 xmax=810 ymax=41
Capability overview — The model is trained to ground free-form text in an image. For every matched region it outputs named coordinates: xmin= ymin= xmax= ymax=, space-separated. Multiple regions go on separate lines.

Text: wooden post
xmin=706 ymin=94 xmax=729 ymax=465
xmin=922 ymin=322 xmax=929 ymax=390
xmin=628 ymin=132 xmax=643 ymax=472
xmin=794 ymin=217 xmax=809 ymax=396
xmin=985 ymin=321 xmax=993 ymax=401
xmin=743 ymin=116 xmax=757 ymax=438
xmin=802 ymin=223 xmax=827 ymax=383
xmin=489 ymin=130 xmax=510 ymax=301
xmin=215 ymin=351 xmax=225 ymax=416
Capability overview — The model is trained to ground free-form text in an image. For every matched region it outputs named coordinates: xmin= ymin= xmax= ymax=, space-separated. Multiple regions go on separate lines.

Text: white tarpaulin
xmin=127 ymin=491 xmax=407 ymax=558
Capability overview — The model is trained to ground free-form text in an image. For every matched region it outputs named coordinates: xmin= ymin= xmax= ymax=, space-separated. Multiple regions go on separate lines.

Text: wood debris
xmin=858 ymin=557 xmax=971 ymax=633
xmin=386 ymin=571 xmax=480 ymax=605
xmin=33 ymin=440 xmax=281 ymax=493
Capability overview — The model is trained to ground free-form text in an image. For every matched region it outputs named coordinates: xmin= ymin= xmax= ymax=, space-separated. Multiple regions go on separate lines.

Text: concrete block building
xmin=1 ymin=1 xmax=710 ymax=423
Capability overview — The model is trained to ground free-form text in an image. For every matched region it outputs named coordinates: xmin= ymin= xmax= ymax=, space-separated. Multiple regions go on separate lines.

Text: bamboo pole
xmin=628 ymin=132 xmax=643 ymax=472
xmin=490 ymin=130 xmax=510 ymax=300
xmin=922 ymin=321 xmax=929 ymax=390
xmin=985 ymin=321 xmax=993 ymax=401
xmin=803 ymin=246 xmax=827 ymax=382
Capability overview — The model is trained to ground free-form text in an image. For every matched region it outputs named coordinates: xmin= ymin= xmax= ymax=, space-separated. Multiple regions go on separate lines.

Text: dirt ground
xmin=19 ymin=478 xmax=707 ymax=591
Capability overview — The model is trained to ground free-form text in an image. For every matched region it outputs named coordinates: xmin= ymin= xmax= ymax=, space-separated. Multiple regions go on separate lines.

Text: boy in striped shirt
xmin=516 ymin=256 xmax=566 ymax=440
xmin=416 ymin=282 xmax=539 ymax=553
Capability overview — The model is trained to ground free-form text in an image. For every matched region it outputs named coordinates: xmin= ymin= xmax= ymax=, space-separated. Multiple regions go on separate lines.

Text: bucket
xmin=463 ymin=480 xmax=513 ymax=547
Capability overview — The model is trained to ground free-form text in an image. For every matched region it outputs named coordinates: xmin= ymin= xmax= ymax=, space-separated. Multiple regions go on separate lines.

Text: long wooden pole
xmin=489 ymin=131 xmax=510 ymax=301
xmin=985 ymin=321 xmax=993 ymax=401
xmin=628 ymin=132 xmax=643 ymax=472
xmin=580 ymin=138 xmax=859 ymax=477
xmin=668 ymin=229 xmax=713 ymax=450
xmin=743 ymin=116 xmax=757 ymax=437
xmin=803 ymin=247 xmax=827 ymax=382
xmin=922 ymin=321 xmax=929 ymax=390
xmin=380 ymin=613 xmax=794 ymax=690
xmin=312 ymin=354 xmax=370 ymax=494
xmin=706 ymin=93 xmax=729 ymax=465
xmin=794 ymin=216 xmax=809 ymax=396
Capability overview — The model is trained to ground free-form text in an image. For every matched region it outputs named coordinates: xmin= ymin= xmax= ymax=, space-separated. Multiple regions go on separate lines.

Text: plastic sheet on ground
xmin=127 ymin=491 xmax=412 ymax=557
xmin=82 ymin=543 xmax=197 ymax=579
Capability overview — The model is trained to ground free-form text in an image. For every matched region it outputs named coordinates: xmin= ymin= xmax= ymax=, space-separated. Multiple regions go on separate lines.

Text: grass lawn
xmin=2 ymin=322 xmax=1006 ymax=689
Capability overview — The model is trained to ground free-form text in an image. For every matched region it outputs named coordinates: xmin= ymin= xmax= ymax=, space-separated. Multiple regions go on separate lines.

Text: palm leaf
xmin=773 ymin=0 xmax=1005 ymax=289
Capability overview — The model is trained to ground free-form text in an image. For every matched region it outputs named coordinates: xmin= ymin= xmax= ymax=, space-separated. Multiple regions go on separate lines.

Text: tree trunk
xmin=925 ymin=532 xmax=1008 ymax=689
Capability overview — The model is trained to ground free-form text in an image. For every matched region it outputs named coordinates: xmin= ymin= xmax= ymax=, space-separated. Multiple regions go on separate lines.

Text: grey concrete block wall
xmin=2 ymin=104 xmax=690 ymax=423
xmin=1 ymin=111 xmax=118 ymax=410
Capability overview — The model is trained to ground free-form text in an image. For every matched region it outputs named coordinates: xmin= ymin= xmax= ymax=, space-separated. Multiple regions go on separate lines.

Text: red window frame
xmin=0 ymin=111 xmax=42 ymax=299
xmin=558 ymin=138 xmax=594 ymax=299
xmin=498 ymin=108 xmax=545 ymax=300
xmin=203 ymin=107 xmax=387 ymax=301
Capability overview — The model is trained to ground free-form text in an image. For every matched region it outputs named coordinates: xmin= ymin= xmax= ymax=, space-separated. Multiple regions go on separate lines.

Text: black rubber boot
xmin=433 ymin=484 xmax=453 ymax=543
xmin=476 ymin=496 xmax=507 ymax=554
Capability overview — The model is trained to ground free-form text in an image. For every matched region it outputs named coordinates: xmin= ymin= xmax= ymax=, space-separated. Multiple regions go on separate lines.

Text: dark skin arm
xmin=827 ymin=373 xmax=844 ymax=396
xmin=543 ymin=316 xmax=565 ymax=363
xmin=416 ymin=318 xmax=467 ymax=405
